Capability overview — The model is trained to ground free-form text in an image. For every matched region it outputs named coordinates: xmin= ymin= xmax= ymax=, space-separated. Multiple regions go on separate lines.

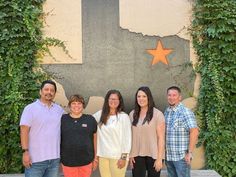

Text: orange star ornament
xmin=147 ymin=40 xmax=173 ymax=65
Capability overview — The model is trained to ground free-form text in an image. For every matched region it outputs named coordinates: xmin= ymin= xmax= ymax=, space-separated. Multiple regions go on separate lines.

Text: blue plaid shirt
xmin=164 ymin=103 xmax=197 ymax=161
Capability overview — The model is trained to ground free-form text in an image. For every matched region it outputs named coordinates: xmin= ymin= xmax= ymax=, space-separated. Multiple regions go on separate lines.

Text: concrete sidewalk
xmin=0 ymin=170 xmax=222 ymax=177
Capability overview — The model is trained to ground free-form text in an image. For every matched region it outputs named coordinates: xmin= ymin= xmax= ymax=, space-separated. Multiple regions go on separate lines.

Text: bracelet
xmin=186 ymin=150 xmax=193 ymax=159
xmin=186 ymin=149 xmax=192 ymax=153
xmin=22 ymin=149 xmax=29 ymax=153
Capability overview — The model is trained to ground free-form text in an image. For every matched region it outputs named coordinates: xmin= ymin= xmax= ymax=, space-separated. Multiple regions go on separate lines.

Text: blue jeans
xmin=25 ymin=158 xmax=60 ymax=177
xmin=165 ymin=159 xmax=190 ymax=177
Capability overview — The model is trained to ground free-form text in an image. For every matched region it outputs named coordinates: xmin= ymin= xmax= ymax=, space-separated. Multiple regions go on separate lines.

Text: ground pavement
xmin=0 ymin=169 xmax=222 ymax=177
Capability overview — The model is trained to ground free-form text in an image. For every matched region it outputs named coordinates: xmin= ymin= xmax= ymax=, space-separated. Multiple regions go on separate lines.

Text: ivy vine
xmin=191 ymin=0 xmax=236 ymax=177
xmin=0 ymin=0 xmax=66 ymax=173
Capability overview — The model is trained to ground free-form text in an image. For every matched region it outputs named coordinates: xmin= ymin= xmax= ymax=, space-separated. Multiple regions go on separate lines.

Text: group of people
xmin=20 ymin=80 xmax=199 ymax=177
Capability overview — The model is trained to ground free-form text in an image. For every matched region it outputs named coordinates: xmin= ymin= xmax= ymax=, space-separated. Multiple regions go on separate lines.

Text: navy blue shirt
xmin=60 ymin=114 xmax=97 ymax=166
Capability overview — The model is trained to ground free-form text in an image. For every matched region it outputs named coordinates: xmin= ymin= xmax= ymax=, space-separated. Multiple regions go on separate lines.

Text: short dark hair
xmin=68 ymin=94 xmax=85 ymax=108
xmin=40 ymin=80 xmax=57 ymax=92
xmin=167 ymin=86 xmax=181 ymax=94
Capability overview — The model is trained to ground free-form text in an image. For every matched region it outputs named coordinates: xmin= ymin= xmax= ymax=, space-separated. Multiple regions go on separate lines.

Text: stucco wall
xmin=44 ymin=0 xmax=203 ymax=169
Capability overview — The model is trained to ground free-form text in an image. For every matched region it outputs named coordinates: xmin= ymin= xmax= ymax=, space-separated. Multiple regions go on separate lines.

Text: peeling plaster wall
xmin=119 ymin=0 xmax=192 ymax=40
xmin=43 ymin=0 xmax=82 ymax=63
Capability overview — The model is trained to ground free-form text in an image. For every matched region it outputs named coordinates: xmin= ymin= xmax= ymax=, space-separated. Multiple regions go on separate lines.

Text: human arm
xmin=92 ymin=132 xmax=98 ymax=171
xmin=129 ymin=157 xmax=135 ymax=169
xmin=117 ymin=113 xmax=132 ymax=169
xmin=128 ymin=111 xmax=135 ymax=169
xmin=185 ymin=127 xmax=199 ymax=164
xmin=20 ymin=125 xmax=32 ymax=168
xmin=154 ymin=113 xmax=165 ymax=171
xmin=182 ymin=109 xmax=199 ymax=164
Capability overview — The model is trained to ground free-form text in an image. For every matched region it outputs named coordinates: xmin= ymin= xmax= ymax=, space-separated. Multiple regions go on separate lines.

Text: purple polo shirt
xmin=20 ymin=99 xmax=64 ymax=163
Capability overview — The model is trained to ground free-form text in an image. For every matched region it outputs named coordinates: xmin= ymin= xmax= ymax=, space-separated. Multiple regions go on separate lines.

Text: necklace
xmin=70 ymin=113 xmax=82 ymax=123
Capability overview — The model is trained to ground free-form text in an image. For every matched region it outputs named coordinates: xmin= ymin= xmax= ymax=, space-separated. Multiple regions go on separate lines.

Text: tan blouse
xmin=129 ymin=108 xmax=165 ymax=159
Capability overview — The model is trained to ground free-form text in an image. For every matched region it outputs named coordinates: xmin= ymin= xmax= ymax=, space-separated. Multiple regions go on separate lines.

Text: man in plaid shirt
xmin=164 ymin=86 xmax=199 ymax=177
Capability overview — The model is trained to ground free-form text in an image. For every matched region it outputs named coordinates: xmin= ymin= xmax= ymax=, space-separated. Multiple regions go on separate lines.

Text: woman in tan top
xmin=129 ymin=86 xmax=165 ymax=177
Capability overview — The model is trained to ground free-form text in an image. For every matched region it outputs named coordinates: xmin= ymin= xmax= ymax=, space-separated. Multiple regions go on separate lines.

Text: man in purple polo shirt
xmin=20 ymin=80 xmax=64 ymax=177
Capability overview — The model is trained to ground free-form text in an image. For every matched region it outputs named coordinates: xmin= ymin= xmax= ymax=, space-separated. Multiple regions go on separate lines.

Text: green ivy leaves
xmin=0 ymin=0 xmax=68 ymax=172
xmin=191 ymin=0 xmax=236 ymax=177
xmin=0 ymin=1 xmax=46 ymax=173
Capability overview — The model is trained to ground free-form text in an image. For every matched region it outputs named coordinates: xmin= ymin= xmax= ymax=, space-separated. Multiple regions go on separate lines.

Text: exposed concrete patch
xmin=84 ymin=96 xmax=104 ymax=114
xmin=182 ymin=97 xmax=197 ymax=110
xmin=53 ymin=80 xmax=68 ymax=110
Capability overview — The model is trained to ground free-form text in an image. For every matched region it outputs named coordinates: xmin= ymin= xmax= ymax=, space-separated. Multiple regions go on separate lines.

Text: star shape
xmin=147 ymin=40 xmax=173 ymax=65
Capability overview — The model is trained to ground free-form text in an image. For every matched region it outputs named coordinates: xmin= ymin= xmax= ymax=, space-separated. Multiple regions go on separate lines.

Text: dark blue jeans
xmin=165 ymin=159 xmax=190 ymax=177
xmin=25 ymin=158 xmax=60 ymax=177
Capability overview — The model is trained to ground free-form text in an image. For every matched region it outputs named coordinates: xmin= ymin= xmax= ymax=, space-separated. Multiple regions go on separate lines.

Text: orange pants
xmin=62 ymin=163 xmax=92 ymax=177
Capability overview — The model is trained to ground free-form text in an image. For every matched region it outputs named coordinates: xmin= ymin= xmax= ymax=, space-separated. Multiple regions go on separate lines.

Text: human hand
xmin=117 ymin=159 xmax=126 ymax=169
xmin=92 ymin=157 xmax=99 ymax=171
xmin=185 ymin=153 xmax=192 ymax=165
xmin=129 ymin=157 xmax=135 ymax=169
xmin=153 ymin=159 xmax=162 ymax=172
xmin=22 ymin=151 xmax=32 ymax=168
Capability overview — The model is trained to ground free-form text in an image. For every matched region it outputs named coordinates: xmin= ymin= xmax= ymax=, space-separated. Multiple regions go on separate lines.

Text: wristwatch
xmin=22 ymin=149 xmax=29 ymax=153
xmin=186 ymin=150 xmax=193 ymax=154
xmin=186 ymin=150 xmax=193 ymax=159
xmin=120 ymin=154 xmax=127 ymax=160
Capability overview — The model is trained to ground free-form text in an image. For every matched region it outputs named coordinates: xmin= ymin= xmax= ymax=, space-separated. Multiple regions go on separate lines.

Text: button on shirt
xmin=20 ymin=99 xmax=64 ymax=163
xmin=164 ymin=103 xmax=197 ymax=161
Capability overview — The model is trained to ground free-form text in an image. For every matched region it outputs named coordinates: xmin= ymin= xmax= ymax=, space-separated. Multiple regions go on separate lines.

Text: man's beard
xmin=168 ymin=103 xmax=176 ymax=107
xmin=45 ymin=94 xmax=53 ymax=101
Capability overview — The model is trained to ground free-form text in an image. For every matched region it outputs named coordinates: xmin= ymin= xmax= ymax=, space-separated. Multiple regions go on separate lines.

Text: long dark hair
xmin=132 ymin=86 xmax=155 ymax=126
xmin=100 ymin=90 xmax=125 ymax=126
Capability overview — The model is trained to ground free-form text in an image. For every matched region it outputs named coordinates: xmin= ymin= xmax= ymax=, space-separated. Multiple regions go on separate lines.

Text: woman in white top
xmin=93 ymin=89 xmax=131 ymax=177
